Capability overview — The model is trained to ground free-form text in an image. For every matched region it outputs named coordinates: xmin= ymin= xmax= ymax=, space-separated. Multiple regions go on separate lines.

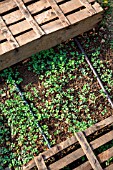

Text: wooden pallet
xmin=23 ymin=115 xmax=113 ymax=170
xmin=0 ymin=0 xmax=103 ymax=71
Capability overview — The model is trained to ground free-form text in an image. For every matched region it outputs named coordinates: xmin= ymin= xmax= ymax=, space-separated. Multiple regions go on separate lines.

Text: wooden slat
xmin=2 ymin=0 xmax=80 ymax=26
xmin=84 ymin=115 xmax=113 ymax=136
xmin=22 ymin=116 xmax=112 ymax=170
xmin=98 ymin=146 xmax=113 ymax=163
xmin=0 ymin=0 xmax=81 ymax=41
xmin=90 ymin=131 xmax=113 ymax=150
xmin=49 ymin=148 xmax=84 ymax=170
xmin=34 ymin=155 xmax=47 ymax=170
xmin=79 ymin=0 xmax=96 ymax=14
xmin=0 ymin=0 xmax=83 ymax=41
xmin=48 ymin=131 xmax=113 ymax=169
xmin=74 ymin=146 xmax=113 ymax=170
xmin=0 ymin=9 xmax=103 ymax=70
xmin=0 ymin=0 xmax=95 ymax=14
xmin=0 ymin=41 xmax=13 ymax=55
xmin=42 ymin=136 xmax=77 ymax=159
xmin=23 ymin=159 xmax=36 ymax=170
xmin=16 ymin=29 xmax=38 ymax=46
xmin=42 ymin=116 xmax=113 ymax=159
xmin=3 ymin=5 xmax=102 ymax=46
xmin=104 ymin=164 xmax=113 ymax=170
xmin=2 ymin=0 xmax=95 ymax=27
xmin=0 ymin=16 xmax=19 ymax=49
xmin=0 ymin=0 xmax=31 ymax=14
xmin=23 ymin=136 xmax=77 ymax=169
xmin=29 ymin=0 xmax=84 ymax=16
xmin=2 ymin=0 xmax=72 ymax=25
xmin=75 ymin=131 xmax=102 ymax=170
xmin=46 ymin=0 xmax=70 ymax=26
xmin=13 ymin=0 xmax=45 ymax=37
xmin=42 ymin=115 xmax=113 ymax=162
xmin=92 ymin=2 xmax=104 ymax=13
xmin=0 ymin=0 xmax=102 ymax=42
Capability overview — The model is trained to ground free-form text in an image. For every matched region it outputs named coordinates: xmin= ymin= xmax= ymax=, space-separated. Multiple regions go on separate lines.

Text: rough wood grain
xmin=46 ymin=0 xmax=70 ymax=26
xmin=48 ymin=131 xmax=113 ymax=169
xmin=104 ymin=164 xmax=113 ymax=170
xmin=84 ymin=115 xmax=113 ymax=136
xmin=0 ymin=0 xmax=31 ymax=14
xmin=0 ymin=0 xmax=103 ymax=42
xmin=13 ymin=0 xmax=45 ymax=37
xmin=22 ymin=115 xmax=113 ymax=170
xmin=0 ymin=0 xmax=95 ymax=14
xmin=0 ymin=16 xmax=19 ymax=50
xmin=34 ymin=155 xmax=47 ymax=170
xmin=0 ymin=3 xmax=103 ymax=43
xmin=0 ymin=0 xmax=84 ymax=42
xmin=42 ymin=136 xmax=77 ymax=159
xmin=75 ymin=131 xmax=102 ymax=170
xmin=79 ymin=0 xmax=96 ymax=14
xmin=0 ymin=0 xmax=87 ymax=42
xmin=0 ymin=10 xmax=103 ymax=70
xmin=74 ymin=146 xmax=113 ymax=170
xmin=42 ymin=115 xmax=113 ymax=160
xmin=0 ymin=0 xmax=103 ymax=70
xmin=23 ymin=136 xmax=77 ymax=170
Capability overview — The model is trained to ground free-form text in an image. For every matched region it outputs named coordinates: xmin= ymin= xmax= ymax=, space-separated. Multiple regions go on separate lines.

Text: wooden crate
xmin=23 ymin=116 xmax=113 ymax=170
xmin=0 ymin=0 xmax=103 ymax=71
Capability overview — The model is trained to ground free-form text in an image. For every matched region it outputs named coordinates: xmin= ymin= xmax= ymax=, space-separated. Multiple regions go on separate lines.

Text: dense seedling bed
xmin=0 ymin=37 xmax=113 ymax=169
xmin=0 ymin=1 xmax=113 ymax=170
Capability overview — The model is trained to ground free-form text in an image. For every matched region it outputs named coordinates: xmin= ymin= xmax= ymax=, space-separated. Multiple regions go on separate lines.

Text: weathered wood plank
xmin=84 ymin=115 xmax=113 ymax=136
xmin=0 ymin=0 xmax=84 ymax=41
xmin=22 ymin=115 xmax=113 ymax=170
xmin=1 ymin=6 xmax=103 ymax=45
xmin=0 ymin=0 xmax=102 ymax=70
xmin=75 ymin=131 xmax=102 ymax=170
xmin=0 ymin=3 xmax=73 ymax=41
xmin=104 ymin=164 xmax=113 ymax=170
xmin=34 ymin=155 xmax=47 ymax=170
xmin=13 ymin=0 xmax=44 ymax=37
xmin=23 ymin=136 xmax=77 ymax=170
xmin=42 ymin=115 xmax=113 ymax=160
xmin=79 ymin=0 xmax=96 ymax=14
xmin=0 ymin=41 xmax=13 ymax=55
xmin=74 ymin=146 xmax=113 ymax=170
xmin=46 ymin=0 xmax=70 ymax=26
xmin=0 ymin=0 xmax=31 ymax=14
xmin=1 ymin=0 xmax=83 ymax=31
xmin=2 ymin=0 xmax=96 ymax=26
xmin=91 ymin=131 xmax=113 ymax=150
xmin=49 ymin=148 xmax=84 ymax=170
xmin=0 ymin=16 xmax=19 ymax=49
xmin=0 ymin=1 xmax=103 ymax=42
xmin=98 ymin=146 xmax=113 ymax=163
xmin=0 ymin=0 xmax=95 ymax=14
xmin=48 ymin=131 xmax=113 ymax=169
xmin=0 ymin=10 xmax=103 ymax=70
xmin=42 ymin=136 xmax=77 ymax=159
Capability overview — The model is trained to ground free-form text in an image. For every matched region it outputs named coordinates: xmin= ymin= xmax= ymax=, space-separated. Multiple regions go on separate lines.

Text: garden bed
xmin=0 ymin=1 xmax=113 ymax=169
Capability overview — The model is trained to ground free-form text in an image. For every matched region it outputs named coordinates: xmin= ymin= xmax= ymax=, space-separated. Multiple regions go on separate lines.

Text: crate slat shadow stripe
xmin=0 ymin=16 xmax=19 ymax=50
xmin=79 ymin=0 xmax=96 ymax=14
xmin=13 ymin=0 xmax=45 ymax=37
xmin=46 ymin=0 xmax=70 ymax=26
xmin=23 ymin=115 xmax=113 ymax=170
xmin=0 ymin=0 xmax=103 ymax=70
xmin=75 ymin=131 xmax=103 ymax=170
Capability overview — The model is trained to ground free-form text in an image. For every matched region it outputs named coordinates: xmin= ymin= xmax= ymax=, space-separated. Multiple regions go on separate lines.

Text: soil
xmin=0 ymin=2 xmax=113 ymax=169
